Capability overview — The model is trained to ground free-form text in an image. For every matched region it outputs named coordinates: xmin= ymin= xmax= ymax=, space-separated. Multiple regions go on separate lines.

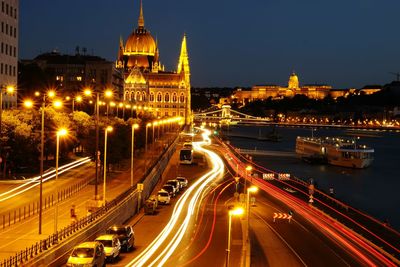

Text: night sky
xmin=20 ymin=0 xmax=400 ymax=88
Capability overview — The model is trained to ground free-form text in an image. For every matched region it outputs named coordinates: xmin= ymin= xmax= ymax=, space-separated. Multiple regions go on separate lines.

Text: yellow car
xmin=66 ymin=241 xmax=106 ymax=267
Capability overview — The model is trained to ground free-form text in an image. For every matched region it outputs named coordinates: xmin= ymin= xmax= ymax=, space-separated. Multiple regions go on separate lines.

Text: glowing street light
xmin=145 ymin=123 xmax=152 ymax=154
xmin=103 ymin=126 xmax=113 ymax=205
xmin=152 ymin=121 xmax=158 ymax=148
xmin=226 ymin=207 xmax=244 ymax=267
xmin=0 ymin=85 xmax=15 ymax=147
xmin=245 ymin=165 xmax=252 ymax=193
xmin=131 ymin=123 xmax=139 ymax=187
xmin=54 ymin=128 xmax=68 ymax=233
xmin=24 ymin=92 xmax=63 ymax=234
xmin=245 ymin=186 xmax=258 ymax=249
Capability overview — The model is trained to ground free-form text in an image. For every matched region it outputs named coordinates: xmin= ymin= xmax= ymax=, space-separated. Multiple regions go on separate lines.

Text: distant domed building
xmin=116 ymin=1 xmax=191 ymax=124
xmin=232 ymin=72 xmax=334 ymax=104
xmin=288 ymin=72 xmax=299 ymax=90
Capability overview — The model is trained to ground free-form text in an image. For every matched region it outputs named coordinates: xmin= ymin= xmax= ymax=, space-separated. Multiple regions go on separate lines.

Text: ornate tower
xmin=178 ymin=34 xmax=192 ymax=124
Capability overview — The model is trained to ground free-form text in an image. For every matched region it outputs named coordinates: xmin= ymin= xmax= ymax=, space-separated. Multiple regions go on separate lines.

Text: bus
xmin=179 ymin=148 xmax=193 ymax=165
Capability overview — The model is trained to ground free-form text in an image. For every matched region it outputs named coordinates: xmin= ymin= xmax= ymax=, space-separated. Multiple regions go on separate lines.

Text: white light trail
xmin=0 ymin=157 xmax=91 ymax=202
xmin=127 ymin=128 xmax=224 ymax=267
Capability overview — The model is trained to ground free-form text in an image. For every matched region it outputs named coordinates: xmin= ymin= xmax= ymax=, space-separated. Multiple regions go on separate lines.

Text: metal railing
xmin=0 ymin=177 xmax=92 ymax=230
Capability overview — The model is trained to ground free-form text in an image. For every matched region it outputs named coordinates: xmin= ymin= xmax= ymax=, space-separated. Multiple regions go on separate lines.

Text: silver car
xmin=157 ymin=190 xmax=171 ymax=204
xmin=176 ymin=177 xmax=188 ymax=188
xmin=95 ymin=234 xmax=121 ymax=262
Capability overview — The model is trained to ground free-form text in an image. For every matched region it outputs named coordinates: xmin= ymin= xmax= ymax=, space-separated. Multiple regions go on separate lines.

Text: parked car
xmin=148 ymin=194 xmax=158 ymax=208
xmin=144 ymin=199 xmax=157 ymax=215
xmin=106 ymin=225 xmax=134 ymax=251
xmin=95 ymin=234 xmax=121 ymax=262
xmin=176 ymin=177 xmax=188 ymax=188
xmin=67 ymin=241 xmax=106 ymax=267
xmin=166 ymin=179 xmax=181 ymax=192
xmin=157 ymin=190 xmax=171 ymax=204
xmin=162 ymin=184 xmax=176 ymax=197
xmin=183 ymin=142 xmax=193 ymax=149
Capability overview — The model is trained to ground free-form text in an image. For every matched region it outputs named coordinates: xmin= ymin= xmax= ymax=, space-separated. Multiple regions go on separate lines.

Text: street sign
xmin=263 ymin=173 xmax=274 ymax=180
xmin=137 ymin=183 xmax=144 ymax=192
xmin=273 ymin=212 xmax=292 ymax=223
xmin=309 ymin=184 xmax=315 ymax=195
xmin=278 ymin=173 xmax=290 ymax=180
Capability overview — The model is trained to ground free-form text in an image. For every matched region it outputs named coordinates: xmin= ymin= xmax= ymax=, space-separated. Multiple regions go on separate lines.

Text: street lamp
xmin=24 ymin=91 xmax=60 ymax=234
xmin=226 ymin=207 xmax=244 ymax=267
xmin=245 ymin=165 xmax=252 ymax=193
xmin=246 ymin=186 xmax=258 ymax=247
xmin=0 ymin=85 xmax=15 ymax=149
xmin=131 ymin=123 xmax=139 ymax=187
xmin=54 ymin=128 xmax=68 ymax=233
xmin=103 ymin=126 xmax=113 ymax=205
xmin=145 ymin=122 xmax=151 ymax=154
xmin=66 ymin=95 xmax=83 ymax=113
xmin=152 ymin=121 xmax=158 ymax=148
xmin=84 ymin=88 xmax=114 ymax=201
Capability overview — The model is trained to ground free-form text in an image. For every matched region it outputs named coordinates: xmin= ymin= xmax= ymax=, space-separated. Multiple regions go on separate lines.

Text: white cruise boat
xmin=296 ymin=136 xmax=374 ymax=168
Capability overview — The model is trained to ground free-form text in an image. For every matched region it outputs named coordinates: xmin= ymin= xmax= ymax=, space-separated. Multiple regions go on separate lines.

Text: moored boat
xmin=295 ymin=136 xmax=374 ymax=168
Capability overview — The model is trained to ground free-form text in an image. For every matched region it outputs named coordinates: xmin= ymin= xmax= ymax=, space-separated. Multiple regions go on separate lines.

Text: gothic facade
xmin=116 ymin=1 xmax=191 ymax=124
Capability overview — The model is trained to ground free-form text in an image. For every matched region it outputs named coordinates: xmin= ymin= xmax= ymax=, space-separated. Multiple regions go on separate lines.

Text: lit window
xmin=76 ymin=76 xmax=82 ymax=81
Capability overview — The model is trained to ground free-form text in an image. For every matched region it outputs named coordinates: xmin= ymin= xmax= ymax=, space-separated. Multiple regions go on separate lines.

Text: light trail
xmin=0 ymin=157 xmax=91 ymax=202
xmin=220 ymin=144 xmax=398 ymax=266
xmin=127 ymin=128 xmax=225 ymax=267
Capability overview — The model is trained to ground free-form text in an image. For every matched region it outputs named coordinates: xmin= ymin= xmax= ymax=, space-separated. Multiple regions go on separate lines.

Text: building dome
xmin=288 ymin=72 xmax=299 ymax=89
xmin=125 ymin=28 xmax=156 ymax=56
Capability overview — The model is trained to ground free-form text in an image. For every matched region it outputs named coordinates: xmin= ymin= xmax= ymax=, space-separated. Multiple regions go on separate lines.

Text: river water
xmin=223 ymin=125 xmax=400 ymax=230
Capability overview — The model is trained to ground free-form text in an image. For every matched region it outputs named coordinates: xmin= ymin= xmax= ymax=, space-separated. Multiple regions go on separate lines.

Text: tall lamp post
xmin=24 ymin=91 xmax=61 ymax=234
xmin=152 ymin=121 xmax=158 ymax=147
xmin=0 ymin=85 xmax=15 ymax=173
xmin=226 ymin=207 xmax=244 ymax=267
xmin=0 ymin=85 xmax=14 ymax=138
xmin=54 ymin=128 xmax=68 ymax=233
xmin=84 ymin=88 xmax=113 ymax=201
xmin=244 ymin=165 xmax=252 ymax=193
xmin=246 ymin=186 xmax=258 ymax=246
xmin=103 ymin=126 xmax=113 ymax=205
xmin=145 ymin=122 xmax=151 ymax=154
xmin=131 ymin=123 xmax=139 ymax=187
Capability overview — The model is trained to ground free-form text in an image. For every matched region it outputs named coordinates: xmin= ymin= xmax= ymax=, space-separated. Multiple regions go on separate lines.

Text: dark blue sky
xmin=20 ymin=0 xmax=400 ymax=88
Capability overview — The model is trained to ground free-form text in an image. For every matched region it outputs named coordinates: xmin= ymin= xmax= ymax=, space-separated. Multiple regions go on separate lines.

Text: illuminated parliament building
xmin=116 ymin=1 xmax=191 ymax=124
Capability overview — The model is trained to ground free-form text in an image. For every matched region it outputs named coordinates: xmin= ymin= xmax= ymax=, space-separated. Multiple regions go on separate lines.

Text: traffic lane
xmin=166 ymin=179 xmax=242 ymax=267
xmin=252 ymin=189 xmax=364 ymax=267
xmin=0 ymin=163 xmax=95 ymax=213
xmin=107 ymin=148 xmax=210 ymax=266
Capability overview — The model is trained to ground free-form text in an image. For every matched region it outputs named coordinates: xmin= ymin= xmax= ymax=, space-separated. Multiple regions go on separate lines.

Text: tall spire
xmin=177 ymin=33 xmax=189 ymax=74
xmin=138 ymin=0 xmax=145 ymax=28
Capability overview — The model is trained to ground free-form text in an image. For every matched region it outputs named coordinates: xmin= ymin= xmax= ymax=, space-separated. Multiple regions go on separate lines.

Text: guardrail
xmin=0 ymin=135 xmax=178 ymax=267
